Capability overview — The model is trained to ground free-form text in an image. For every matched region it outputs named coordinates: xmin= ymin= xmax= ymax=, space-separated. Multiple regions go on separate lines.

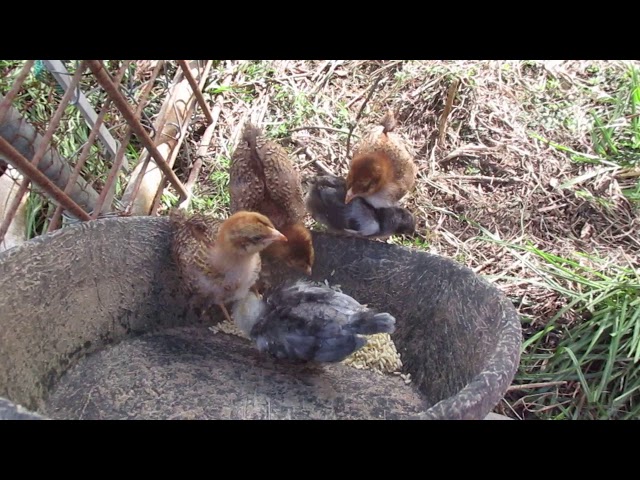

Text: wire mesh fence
xmin=0 ymin=60 xmax=213 ymax=250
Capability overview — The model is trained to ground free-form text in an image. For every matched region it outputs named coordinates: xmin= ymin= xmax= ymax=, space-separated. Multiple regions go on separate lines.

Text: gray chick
xmin=305 ymin=175 xmax=415 ymax=238
xmin=232 ymin=279 xmax=396 ymax=363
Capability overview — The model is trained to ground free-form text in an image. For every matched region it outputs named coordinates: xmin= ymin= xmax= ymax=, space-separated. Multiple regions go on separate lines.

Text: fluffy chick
xmin=306 ymin=174 xmax=416 ymax=238
xmin=170 ymin=209 xmax=287 ymax=322
xmin=229 ymin=122 xmax=314 ymax=278
xmin=232 ymin=280 xmax=396 ymax=363
xmin=345 ymin=110 xmax=417 ymax=208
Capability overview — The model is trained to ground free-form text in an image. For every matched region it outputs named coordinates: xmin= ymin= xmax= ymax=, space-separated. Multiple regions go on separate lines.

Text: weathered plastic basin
xmin=0 ymin=216 xmax=521 ymax=419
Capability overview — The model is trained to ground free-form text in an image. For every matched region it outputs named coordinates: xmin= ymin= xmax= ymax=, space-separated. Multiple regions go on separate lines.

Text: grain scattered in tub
xmin=208 ymin=321 xmax=248 ymax=339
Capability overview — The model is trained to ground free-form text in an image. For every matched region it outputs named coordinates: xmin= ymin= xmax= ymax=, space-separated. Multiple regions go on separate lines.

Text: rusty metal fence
xmin=0 ymin=60 xmax=214 ymax=248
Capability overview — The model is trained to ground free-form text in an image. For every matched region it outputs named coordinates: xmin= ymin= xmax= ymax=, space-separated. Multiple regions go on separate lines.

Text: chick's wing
xmin=229 ymin=141 xmax=265 ymax=214
xmin=255 ymin=136 xmax=306 ymax=225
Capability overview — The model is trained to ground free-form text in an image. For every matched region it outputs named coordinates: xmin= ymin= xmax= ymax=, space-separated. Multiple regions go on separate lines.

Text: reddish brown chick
xmin=345 ymin=110 xmax=417 ymax=208
xmin=264 ymin=222 xmax=314 ymax=276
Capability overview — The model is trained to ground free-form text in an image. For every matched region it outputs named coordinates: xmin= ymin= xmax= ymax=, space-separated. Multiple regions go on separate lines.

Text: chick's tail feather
xmin=380 ymin=109 xmax=397 ymax=134
xmin=345 ymin=311 xmax=396 ymax=335
xmin=242 ymin=122 xmax=262 ymax=151
xmin=169 ymin=207 xmax=188 ymax=224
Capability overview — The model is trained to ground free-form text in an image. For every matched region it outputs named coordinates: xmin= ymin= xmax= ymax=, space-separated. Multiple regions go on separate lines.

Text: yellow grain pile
xmin=209 ymin=320 xmax=248 ymax=338
xmin=342 ymin=333 xmax=401 ymax=373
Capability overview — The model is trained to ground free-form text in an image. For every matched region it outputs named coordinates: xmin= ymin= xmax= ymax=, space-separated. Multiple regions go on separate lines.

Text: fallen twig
xmin=538 ymin=203 xmax=568 ymax=213
xmin=312 ymin=60 xmax=344 ymax=95
xmin=507 ymin=381 xmax=568 ymax=392
xmin=438 ymin=78 xmax=460 ymax=146
xmin=294 ymin=140 xmax=335 ymax=176
xmin=439 ymin=144 xmax=494 ymax=166
xmin=178 ymin=71 xmax=232 ymax=210
xmin=289 ymin=125 xmax=353 ymax=136
xmin=616 ymin=167 xmax=640 ymax=179
xmin=472 ymin=251 xmax=506 ymax=274
xmin=444 ymin=174 xmax=515 ymax=184
xmin=346 ymin=75 xmax=383 ymax=159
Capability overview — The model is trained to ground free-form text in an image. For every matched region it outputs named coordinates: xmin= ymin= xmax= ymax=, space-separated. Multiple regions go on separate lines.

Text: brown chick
xmin=169 ymin=208 xmax=287 ymax=323
xmin=229 ymin=122 xmax=314 ymax=280
xmin=345 ymin=110 xmax=417 ymax=208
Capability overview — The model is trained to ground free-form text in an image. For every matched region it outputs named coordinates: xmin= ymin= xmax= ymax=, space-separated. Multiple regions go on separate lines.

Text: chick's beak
xmin=268 ymin=228 xmax=288 ymax=242
xmin=344 ymin=188 xmax=355 ymax=204
xmin=305 ymin=266 xmax=312 ymax=276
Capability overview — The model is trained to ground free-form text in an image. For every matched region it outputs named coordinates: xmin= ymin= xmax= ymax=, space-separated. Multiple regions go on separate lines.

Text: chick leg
xmin=218 ymin=303 xmax=233 ymax=323
xmin=250 ymin=281 xmax=265 ymax=299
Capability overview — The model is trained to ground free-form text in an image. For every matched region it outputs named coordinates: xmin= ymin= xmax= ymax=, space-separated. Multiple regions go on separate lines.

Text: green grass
xmin=527 ymin=64 xmax=640 ymax=214
xmin=168 ymin=154 xmax=231 ymax=218
xmin=193 ymin=159 xmax=231 ymax=218
xmin=483 ymin=239 xmax=640 ymax=419
xmin=268 ymin=87 xmax=320 ymax=138
xmin=589 ymin=65 xmax=640 ymax=167
xmin=1 ymin=60 xmax=160 ymax=235
xmin=390 ymin=235 xmax=430 ymax=250
xmin=24 ymin=191 xmax=50 ymax=239
xmin=472 ymin=64 xmax=640 ymax=419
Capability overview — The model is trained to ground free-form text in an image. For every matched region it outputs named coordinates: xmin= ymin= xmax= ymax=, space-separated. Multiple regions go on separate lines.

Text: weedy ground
xmin=2 ymin=60 xmax=639 ymax=419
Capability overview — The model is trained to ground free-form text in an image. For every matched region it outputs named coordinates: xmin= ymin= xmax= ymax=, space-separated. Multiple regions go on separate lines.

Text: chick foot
xmin=218 ymin=303 xmax=233 ymax=323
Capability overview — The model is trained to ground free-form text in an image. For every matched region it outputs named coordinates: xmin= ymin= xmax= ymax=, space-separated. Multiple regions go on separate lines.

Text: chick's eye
xmin=251 ymin=235 xmax=264 ymax=242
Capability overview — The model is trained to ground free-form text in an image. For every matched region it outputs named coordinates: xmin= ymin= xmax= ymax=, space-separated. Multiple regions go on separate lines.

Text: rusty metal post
xmin=178 ymin=60 xmax=214 ymax=123
xmin=87 ymin=60 xmax=188 ymax=199
xmin=0 ymin=61 xmax=90 ymax=241
xmin=90 ymin=61 xmax=165 ymax=219
xmin=47 ymin=61 xmax=132 ymax=231
xmin=0 ymin=138 xmax=90 ymax=221
xmin=47 ymin=100 xmax=111 ymax=230
xmin=0 ymin=61 xmax=35 ymax=243
xmin=149 ymin=61 xmax=214 ymax=215
xmin=0 ymin=61 xmax=34 ymax=124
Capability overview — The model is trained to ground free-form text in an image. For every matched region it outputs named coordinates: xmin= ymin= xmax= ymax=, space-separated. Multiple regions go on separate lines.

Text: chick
xmin=306 ymin=174 xmax=416 ymax=238
xmin=232 ymin=280 xmax=396 ymax=363
xmin=345 ymin=110 xmax=417 ymax=208
xmin=229 ymin=123 xmax=314 ymax=279
xmin=169 ymin=209 xmax=287 ymax=323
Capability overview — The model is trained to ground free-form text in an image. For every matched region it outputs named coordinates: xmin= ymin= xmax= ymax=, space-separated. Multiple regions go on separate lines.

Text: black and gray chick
xmin=305 ymin=175 xmax=415 ymax=238
xmin=232 ymin=279 xmax=396 ymax=363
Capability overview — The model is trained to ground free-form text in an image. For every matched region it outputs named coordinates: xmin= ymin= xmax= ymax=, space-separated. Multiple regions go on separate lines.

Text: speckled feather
xmin=169 ymin=209 xmax=223 ymax=298
xmin=229 ymin=123 xmax=306 ymax=229
xmin=229 ymin=136 xmax=265 ymax=218
xmin=169 ymin=210 xmax=263 ymax=310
